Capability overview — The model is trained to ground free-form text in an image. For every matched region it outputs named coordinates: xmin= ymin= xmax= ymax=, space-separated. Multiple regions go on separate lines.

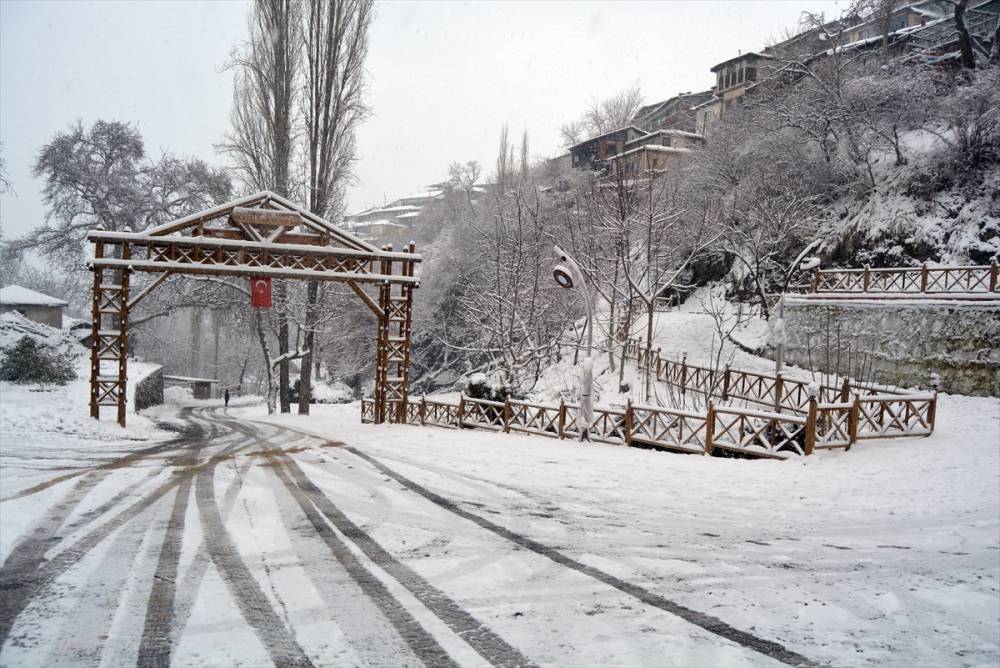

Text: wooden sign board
xmin=230 ymin=206 xmax=303 ymax=228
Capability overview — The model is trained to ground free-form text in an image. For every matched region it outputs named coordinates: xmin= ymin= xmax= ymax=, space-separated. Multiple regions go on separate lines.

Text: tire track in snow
xmin=272 ymin=450 xmax=536 ymax=668
xmin=0 ymin=410 xmax=255 ymax=651
xmin=189 ymin=411 xmax=316 ymax=668
xmin=345 ymin=446 xmax=822 ymax=668
xmin=268 ymin=455 xmax=459 ymax=667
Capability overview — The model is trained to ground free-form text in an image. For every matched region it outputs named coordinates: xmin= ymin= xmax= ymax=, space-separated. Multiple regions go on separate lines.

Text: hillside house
xmin=631 ymin=91 xmax=714 ymax=133
xmin=568 ymin=126 xmax=647 ymax=171
xmin=606 ymin=129 xmax=704 ymax=177
xmin=0 ymin=285 xmax=68 ymax=328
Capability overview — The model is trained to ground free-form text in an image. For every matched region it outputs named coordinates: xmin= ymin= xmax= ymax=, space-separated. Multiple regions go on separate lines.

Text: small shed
xmin=164 ymin=375 xmax=220 ymax=400
xmin=0 ymin=285 xmax=69 ymax=328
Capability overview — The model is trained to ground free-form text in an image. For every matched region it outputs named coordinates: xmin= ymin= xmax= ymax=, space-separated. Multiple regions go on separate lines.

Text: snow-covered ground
xmin=238 ymin=385 xmax=1000 ymax=667
xmin=1 ymin=306 xmax=997 ymax=667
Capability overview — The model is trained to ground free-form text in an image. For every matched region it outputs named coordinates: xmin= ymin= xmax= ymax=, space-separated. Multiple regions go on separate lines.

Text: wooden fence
xmin=361 ymin=390 xmax=889 ymax=460
xmin=361 ymin=335 xmax=937 ymax=459
xmin=805 ymin=263 xmax=999 ymax=296
xmin=622 ymin=337 xmax=936 ymax=442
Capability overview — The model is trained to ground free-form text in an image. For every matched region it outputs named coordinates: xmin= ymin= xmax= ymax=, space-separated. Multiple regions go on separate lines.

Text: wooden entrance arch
xmin=87 ymin=191 xmax=418 ymax=427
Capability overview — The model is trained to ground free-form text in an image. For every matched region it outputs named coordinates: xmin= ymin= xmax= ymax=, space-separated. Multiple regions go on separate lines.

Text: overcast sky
xmin=0 ymin=0 xmax=844 ymax=241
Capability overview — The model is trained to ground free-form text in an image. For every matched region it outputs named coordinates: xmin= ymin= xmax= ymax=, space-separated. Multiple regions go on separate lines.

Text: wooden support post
xmin=840 ymin=377 xmax=850 ymax=403
xmin=558 ymin=399 xmax=566 ymax=439
xmin=655 ymin=349 xmax=663 ymax=377
xmin=927 ymin=390 xmax=938 ymax=435
xmin=920 ymin=262 xmax=929 ymax=292
xmin=863 ymin=265 xmax=871 ymax=292
xmin=811 ymin=268 xmax=820 ymax=293
xmin=804 ymin=397 xmax=817 ymax=456
xmin=991 ymin=261 xmax=998 ymax=292
xmin=680 ymin=353 xmax=687 ymax=395
xmin=503 ymin=395 xmax=511 ymax=433
xmin=420 ymin=396 xmax=427 ymax=425
xmin=457 ymin=393 xmax=465 ymax=429
xmin=117 ymin=247 xmax=131 ymax=427
xmin=722 ymin=365 xmax=731 ymax=401
xmin=89 ymin=242 xmax=103 ymax=420
xmin=704 ymin=401 xmax=716 ymax=456
xmin=847 ymin=395 xmax=860 ymax=450
xmin=624 ymin=399 xmax=633 ymax=447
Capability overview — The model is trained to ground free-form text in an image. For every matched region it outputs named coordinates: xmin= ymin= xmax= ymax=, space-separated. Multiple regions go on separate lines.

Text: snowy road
xmin=1 ymin=399 xmax=997 ymax=667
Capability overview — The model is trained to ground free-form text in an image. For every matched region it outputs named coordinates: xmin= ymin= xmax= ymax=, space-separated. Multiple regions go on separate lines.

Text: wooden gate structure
xmin=87 ymin=190 xmax=419 ymax=427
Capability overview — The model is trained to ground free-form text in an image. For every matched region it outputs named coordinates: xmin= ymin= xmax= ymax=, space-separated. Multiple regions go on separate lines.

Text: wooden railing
xmin=359 ymin=340 xmax=938 ymax=459
xmin=361 ymin=391 xmax=875 ymax=460
xmin=805 ymin=263 xmax=999 ymax=296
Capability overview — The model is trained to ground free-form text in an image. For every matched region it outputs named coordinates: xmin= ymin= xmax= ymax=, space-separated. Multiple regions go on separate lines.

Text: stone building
xmin=0 ymin=285 xmax=68 ymax=328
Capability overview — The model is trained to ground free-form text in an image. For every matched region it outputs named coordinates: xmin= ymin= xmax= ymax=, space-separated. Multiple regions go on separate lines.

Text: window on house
xmin=746 ymin=67 xmax=757 ymax=82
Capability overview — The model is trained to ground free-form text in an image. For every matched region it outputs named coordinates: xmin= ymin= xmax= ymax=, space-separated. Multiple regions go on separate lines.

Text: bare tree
xmin=559 ymin=84 xmax=643 ymax=146
xmin=222 ymin=0 xmax=300 ymax=412
xmin=297 ymin=0 xmax=374 ymax=414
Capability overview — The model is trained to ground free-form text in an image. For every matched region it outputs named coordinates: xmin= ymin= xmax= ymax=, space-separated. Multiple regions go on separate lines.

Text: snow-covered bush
xmin=460 ymin=372 xmax=522 ymax=402
xmin=0 ymin=335 xmax=76 ymax=385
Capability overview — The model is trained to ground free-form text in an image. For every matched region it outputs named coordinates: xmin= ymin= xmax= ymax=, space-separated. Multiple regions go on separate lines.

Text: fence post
xmin=558 ymin=399 xmax=566 ymax=439
xmin=360 ymin=398 xmax=366 ymax=422
xmin=420 ymin=395 xmax=426 ymax=425
xmin=680 ymin=353 xmax=688 ymax=395
xmin=804 ymin=397 xmax=817 ymax=456
xmin=457 ymin=393 xmax=465 ymax=429
xmin=722 ymin=364 xmax=731 ymax=401
xmin=704 ymin=401 xmax=715 ymax=456
xmin=624 ymin=399 xmax=633 ymax=447
xmin=811 ymin=268 xmax=820 ymax=293
xmin=847 ymin=394 xmax=860 ymax=450
xmin=863 ymin=264 xmax=871 ymax=292
xmin=656 ymin=348 xmax=663 ymax=377
xmin=503 ymin=395 xmax=511 ymax=433
xmin=840 ymin=377 xmax=850 ymax=403
xmin=991 ymin=261 xmax=998 ymax=293
xmin=927 ymin=374 xmax=940 ymax=435
xmin=920 ymin=262 xmax=929 ymax=292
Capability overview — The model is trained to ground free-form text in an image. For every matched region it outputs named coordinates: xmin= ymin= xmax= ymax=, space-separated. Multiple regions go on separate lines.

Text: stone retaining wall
xmin=780 ymin=299 xmax=1000 ymax=397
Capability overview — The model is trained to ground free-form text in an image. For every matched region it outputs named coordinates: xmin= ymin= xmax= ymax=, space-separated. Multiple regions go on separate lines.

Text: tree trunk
xmin=254 ymin=311 xmax=276 ymax=414
xmin=276 ymin=282 xmax=290 ymax=413
xmin=955 ymin=0 xmax=976 ymax=69
xmin=297 ymin=282 xmax=319 ymax=414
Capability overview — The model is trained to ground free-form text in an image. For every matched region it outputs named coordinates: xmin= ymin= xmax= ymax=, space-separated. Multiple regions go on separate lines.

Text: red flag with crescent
xmin=250 ymin=276 xmax=272 ymax=308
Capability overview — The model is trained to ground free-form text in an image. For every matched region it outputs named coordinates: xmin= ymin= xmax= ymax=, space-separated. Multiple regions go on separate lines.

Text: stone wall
xmin=0 ymin=304 xmax=63 ymax=328
xmin=780 ymin=299 xmax=1000 ymax=397
xmin=135 ymin=366 xmax=164 ymax=412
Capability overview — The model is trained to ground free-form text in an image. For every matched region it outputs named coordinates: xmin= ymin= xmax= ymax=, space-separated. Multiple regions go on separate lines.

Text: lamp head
xmin=553 ymin=244 xmax=569 ymax=263
xmin=553 ymin=265 xmax=574 ymax=289
xmin=799 ymin=257 xmax=821 ymax=272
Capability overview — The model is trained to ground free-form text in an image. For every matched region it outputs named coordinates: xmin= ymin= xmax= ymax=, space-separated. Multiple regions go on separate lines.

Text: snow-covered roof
xmin=569 ymin=126 xmax=647 ymax=151
xmin=0 ymin=285 xmax=69 ymax=307
xmin=350 ymin=219 xmax=408 ymax=229
xmin=395 ymin=212 xmax=420 ymax=219
xmin=610 ymin=145 xmax=693 ymax=161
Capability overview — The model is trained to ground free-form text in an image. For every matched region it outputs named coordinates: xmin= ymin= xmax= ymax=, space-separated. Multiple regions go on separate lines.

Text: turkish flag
xmin=250 ymin=276 xmax=273 ymax=308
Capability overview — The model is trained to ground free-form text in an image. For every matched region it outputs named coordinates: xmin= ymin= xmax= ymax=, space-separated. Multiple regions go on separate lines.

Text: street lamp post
xmin=553 ymin=245 xmax=593 ymax=441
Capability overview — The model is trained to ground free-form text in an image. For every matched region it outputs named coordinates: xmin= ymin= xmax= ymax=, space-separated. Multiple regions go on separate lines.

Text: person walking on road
xmin=224 ymin=389 xmax=230 ymax=407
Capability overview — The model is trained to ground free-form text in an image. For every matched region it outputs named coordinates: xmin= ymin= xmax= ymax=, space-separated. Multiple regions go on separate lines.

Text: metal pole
xmin=560 ymin=249 xmax=594 ymax=441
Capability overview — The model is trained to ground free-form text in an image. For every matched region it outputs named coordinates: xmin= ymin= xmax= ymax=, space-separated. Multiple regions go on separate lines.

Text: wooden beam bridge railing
xmin=801 ymin=262 xmax=999 ymax=297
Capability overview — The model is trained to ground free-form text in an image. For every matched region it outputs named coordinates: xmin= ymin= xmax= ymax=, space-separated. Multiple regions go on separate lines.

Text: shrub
xmin=0 ymin=336 xmax=77 ymax=385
